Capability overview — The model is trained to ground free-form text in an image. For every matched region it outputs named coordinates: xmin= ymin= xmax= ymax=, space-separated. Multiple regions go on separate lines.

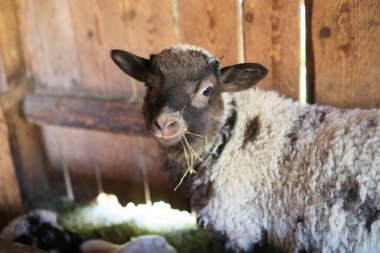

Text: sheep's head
xmin=111 ymin=45 xmax=267 ymax=149
xmin=1 ymin=210 xmax=83 ymax=253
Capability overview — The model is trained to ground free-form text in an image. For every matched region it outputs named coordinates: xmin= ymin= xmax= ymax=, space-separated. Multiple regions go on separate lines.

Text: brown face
xmin=141 ymin=49 xmax=225 ymax=147
xmin=111 ymin=45 xmax=268 ymax=149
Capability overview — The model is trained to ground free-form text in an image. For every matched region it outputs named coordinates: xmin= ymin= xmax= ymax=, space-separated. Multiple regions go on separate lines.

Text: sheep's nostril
xmin=152 ymin=119 xmax=181 ymax=140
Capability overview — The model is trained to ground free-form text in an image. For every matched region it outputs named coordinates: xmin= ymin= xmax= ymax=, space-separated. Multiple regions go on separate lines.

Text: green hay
xmin=175 ymin=131 xmax=208 ymax=191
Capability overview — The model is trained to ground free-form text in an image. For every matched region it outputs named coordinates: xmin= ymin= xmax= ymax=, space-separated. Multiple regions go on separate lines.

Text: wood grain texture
xmin=0 ymin=0 xmax=24 ymax=81
xmin=243 ymin=0 xmax=300 ymax=100
xmin=0 ymin=50 xmax=8 ymax=94
xmin=23 ymin=94 xmax=146 ymax=135
xmin=311 ymin=0 xmax=380 ymax=108
xmin=68 ymin=0 xmax=133 ymax=96
xmin=0 ymin=238 xmax=45 ymax=253
xmin=0 ymin=105 xmax=23 ymax=229
xmin=123 ymin=0 xmax=177 ymax=95
xmin=177 ymin=0 xmax=239 ymax=66
xmin=1 ymin=79 xmax=51 ymax=210
xmin=25 ymin=0 xmax=80 ymax=91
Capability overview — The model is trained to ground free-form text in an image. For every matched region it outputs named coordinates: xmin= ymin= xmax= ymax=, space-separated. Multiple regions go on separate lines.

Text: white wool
xmin=197 ymin=88 xmax=380 ymax=252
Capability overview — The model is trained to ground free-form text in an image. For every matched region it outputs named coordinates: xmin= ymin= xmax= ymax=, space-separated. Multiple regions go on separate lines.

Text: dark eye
xmin=202 ymin=86 xmax=213 ymax=97
xmin=145 ymin=83 xmax=154 ymax=90
xmin=41 ymin=231 xmax=55 ymax=244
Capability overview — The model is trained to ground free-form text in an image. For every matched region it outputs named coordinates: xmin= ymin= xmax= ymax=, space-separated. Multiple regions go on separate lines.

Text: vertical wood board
xmin=0 ymin=51 xmax=8 ymax=94
xmin=0 ymin=0 xmax=24 ymax=81
xmin=123 ymin=0 xmax=177 ymax=95
xmin=177 ymin=0 xmax=239 ymax=66
xmin=69 ymin=0 xmax=134 ymax=96
xmin=311 ymin=0 xmax=380 ymax=108
xmin=0 ymin=106 xmax=23 ymax=229
xmin=20 ymin=0 xmax=80 ymax=92
xmin=244 ymin=0 xmax=300 ymax=100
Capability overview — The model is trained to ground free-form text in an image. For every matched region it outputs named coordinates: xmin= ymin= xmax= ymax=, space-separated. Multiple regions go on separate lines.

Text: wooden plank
xmin=68 ymin=0 xmax=133 ymax=96
xmin=123 ymin=0 xmax=177 ymax=95
xmin=0 ymin=238 xmax=45 ymax=253
xmin=0 ymin=78 xmax=51 ymax=209
xmin=0 ymin=105 xmax=23 ymax=229
xmin=23 ymin=0 xmax=80 ymax=91
xmin=243 ymin=0 xmax=300 ymax=100
xmin=0 ymin=51 xmax=8 ymax=94
xmin=0 ymin=0 xmax=24 ymax=82
xmin=310 ymin=0 xmax=380 ymax=108
xmin=23 ymin=94 xmax=146 ymax=135
xmin=177 ymin=0 xmax=239 ymax=66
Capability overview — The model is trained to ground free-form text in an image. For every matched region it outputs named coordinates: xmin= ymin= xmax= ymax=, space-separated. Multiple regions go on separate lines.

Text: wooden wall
xmin=0 ymin=0 xmax=379 ymax=227
xmin=309 ymin=0 xmax=380 ymax=108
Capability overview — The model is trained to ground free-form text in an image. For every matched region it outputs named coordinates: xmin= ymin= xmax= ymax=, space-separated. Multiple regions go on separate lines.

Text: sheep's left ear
xmin=220 ymin=63 xmax=268 ymax=92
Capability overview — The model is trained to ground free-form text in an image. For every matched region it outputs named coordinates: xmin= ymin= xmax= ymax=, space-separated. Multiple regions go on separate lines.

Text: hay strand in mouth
xmin=174 ymin=131 xmax=208 ymax=191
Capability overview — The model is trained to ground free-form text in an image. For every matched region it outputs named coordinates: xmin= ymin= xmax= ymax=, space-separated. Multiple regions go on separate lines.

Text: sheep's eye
xmin=145 ymin=83 xmax=154 ymax=90
xmin=41 ymin=231 xmax=55 ymax=244
xmin=202 ymin=86 xmax=213 ymax=97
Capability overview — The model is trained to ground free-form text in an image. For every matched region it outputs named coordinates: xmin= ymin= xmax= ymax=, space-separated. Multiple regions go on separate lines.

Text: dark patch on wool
xmin=342 ymin=176 xmax=360 ymax=212
xmin=296 ymin=215 xmax=305 ymax=224
xmin=356 ymin=198 xmax=380 ymax=232
xmin=242 ymin=116 xmax=260 ymax=149
xmin=366 ymin=118 xmax=377 ymax=128
xmin=280 ymin=109 xmax=329 ymax=167
xmin=250 ymin=230 xmax=285 ymax=253
xmin=280 ymin=114 xmax=307 ymax=165
xmin=198 ymin=224 xmax=284 ymax=253
xmin=190 ymin=163 xmax=214 ymax=211
xmin=212 ymin=106 xmax=237 ymax=160
xmin=202 ymin=223 xmax=231 ymax=253
xmin=320 ymin=150 xmax=329 ymax=165
xmin=318 ymin=110 xmax=327 ymax=123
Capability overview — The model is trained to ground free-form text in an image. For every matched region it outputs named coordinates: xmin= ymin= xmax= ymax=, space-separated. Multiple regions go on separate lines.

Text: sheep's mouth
xmin=151 ymin=130 xmax=187 ymax=146
xmin=154 ymin=134 xmax=183 ymax=146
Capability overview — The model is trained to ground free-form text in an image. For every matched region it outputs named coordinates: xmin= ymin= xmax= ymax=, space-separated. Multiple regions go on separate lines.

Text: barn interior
xmin=0 ymin=0 xmax=379 ymax=252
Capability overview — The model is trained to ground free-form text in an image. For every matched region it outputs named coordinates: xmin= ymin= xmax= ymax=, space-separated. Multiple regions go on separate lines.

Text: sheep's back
xmin=199 ymin=88 xmax=380 ymax=252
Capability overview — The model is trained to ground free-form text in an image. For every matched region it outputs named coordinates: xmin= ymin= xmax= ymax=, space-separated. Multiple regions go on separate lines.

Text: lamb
xmin=110 ymin=44 xmax=380 ymax=253
xmin=1 ymin=210 xmax=83 ymax=253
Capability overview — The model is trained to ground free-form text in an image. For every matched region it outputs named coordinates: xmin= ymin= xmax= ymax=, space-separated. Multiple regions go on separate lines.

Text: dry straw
xmin=174 ymin=131 xmax=208 ymax=191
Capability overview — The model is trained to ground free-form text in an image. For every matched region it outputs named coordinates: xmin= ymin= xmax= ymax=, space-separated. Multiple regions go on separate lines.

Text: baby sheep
xmin=1 ymin=210 xmax=82 ymax=253
xmin=111 ymin=44 xmax=380 ymax=252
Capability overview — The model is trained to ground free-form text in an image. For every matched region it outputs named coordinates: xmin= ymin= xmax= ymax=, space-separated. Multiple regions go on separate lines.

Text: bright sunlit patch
xmin=87 ymin=193 xmax=196 ymax=232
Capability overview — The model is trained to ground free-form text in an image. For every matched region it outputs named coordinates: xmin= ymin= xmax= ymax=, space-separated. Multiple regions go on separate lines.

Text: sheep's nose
xmin=152 ymin=118 xmax=181 ymax=140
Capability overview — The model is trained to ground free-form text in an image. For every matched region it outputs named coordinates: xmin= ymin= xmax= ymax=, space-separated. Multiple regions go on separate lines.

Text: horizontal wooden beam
xmin=23 ymin=94 xmax=147 ymax=135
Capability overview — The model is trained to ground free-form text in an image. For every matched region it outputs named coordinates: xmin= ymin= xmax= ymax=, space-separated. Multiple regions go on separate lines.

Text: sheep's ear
xmin=220 ymin=63 xmax=268 ymax=92
xmin=110 ymin=49 xmax=151 ymax=82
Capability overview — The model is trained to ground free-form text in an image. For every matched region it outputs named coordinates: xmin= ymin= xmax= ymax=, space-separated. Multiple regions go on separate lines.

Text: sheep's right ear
xmin=110 ymin=50 xmax=151 ymax=82
xmin=220 ymin=63 xmax=268 ymax=92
